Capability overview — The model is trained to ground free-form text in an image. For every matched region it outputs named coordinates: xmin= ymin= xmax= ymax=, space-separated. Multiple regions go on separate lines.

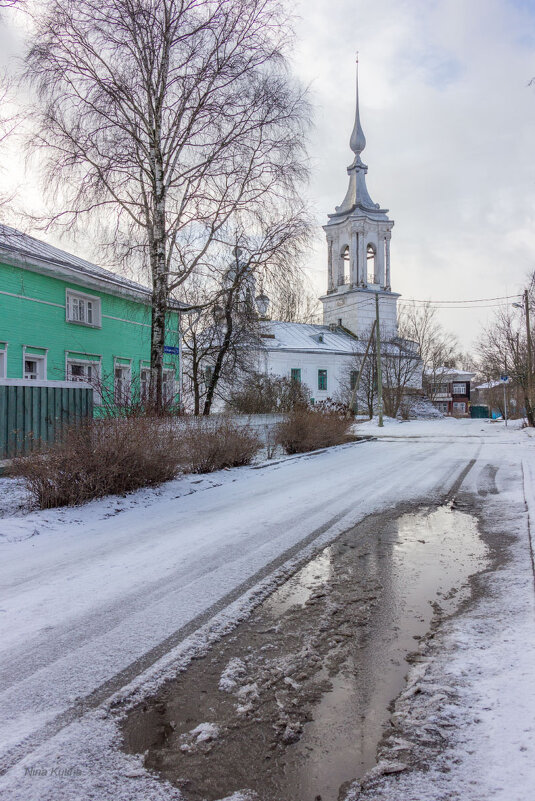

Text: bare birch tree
xmin=398 ymin=302 xmax=460 ymax=400
xmin=25 ymin=0 xmax=310 ymax=407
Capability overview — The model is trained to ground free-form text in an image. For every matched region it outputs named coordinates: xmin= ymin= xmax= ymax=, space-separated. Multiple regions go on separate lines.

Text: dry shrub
xmin=178 ymin=417 xmax=261 ymax=473
xmin=275 ymin=404 xmax=353 ymax=454
xmin=12 ymin=417 xmax=182 ymax=509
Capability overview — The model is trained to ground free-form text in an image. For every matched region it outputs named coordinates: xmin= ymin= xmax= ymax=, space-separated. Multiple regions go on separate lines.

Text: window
xmin=140 ymin=368 xmax=176 ymax=404
xmin=452 ymin=382 xmax=467 ymax=395
xmin=350 ymin=370 xmax=358 ymax=390
xmin=453 ymin=402 xmax=466 ymax=413
xmin=367 ymin=243 xmax=376 ymax=283
xmin=162 ymin=369 xmax=176 ymax=403
xmin=23 ymin=355 xmax=46 ymax=380
xmin=67 ymin=361 xmax=96 ymax=383
xmin=291 ymin=368 xmax=301 ymax=383
xmin=66 ymin=291 xmax=101 ymax=327
xmin=114 ymin=365 xmax=131 ymax=405
xmin=0 ymin=348 xmax=6 ymax=379
xmin=140 ymin=368 xmax=151 ymax=402
xmin=318 ymin=369 xmax=327 ymax=391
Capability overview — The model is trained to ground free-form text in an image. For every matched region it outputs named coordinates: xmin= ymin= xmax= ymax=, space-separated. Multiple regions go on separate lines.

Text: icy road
xmin=0 ymin=418 xmax=534 ymax=801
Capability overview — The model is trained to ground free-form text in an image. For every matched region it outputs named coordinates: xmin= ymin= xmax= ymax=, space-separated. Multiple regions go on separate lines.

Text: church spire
xmin=349 ymin=56 xmax=366 ymax=156
xmin=330 ymin=58 xmax=385 ymax=219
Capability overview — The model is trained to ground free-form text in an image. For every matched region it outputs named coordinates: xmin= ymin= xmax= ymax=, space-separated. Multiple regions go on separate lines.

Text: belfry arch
xmin=366 ymin=243 xmax=376 ymax=284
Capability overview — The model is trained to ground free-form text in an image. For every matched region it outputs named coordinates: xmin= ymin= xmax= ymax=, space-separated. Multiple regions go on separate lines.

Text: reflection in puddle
xmin=263 ymin=547 xmax=334 ymax=616
xmin=123 ymin=505 xmax=487 ymax=801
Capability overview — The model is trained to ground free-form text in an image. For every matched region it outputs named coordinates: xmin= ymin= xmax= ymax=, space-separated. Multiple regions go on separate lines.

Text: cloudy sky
xmin=291 ymin=0 xmax=535 ymax=348
xmin=3 ymin=0 xmax=535 ymax=350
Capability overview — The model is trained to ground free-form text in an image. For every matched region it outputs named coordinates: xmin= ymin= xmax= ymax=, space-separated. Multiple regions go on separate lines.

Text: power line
xmin=399 ymin=293 xmax=522 ymax=305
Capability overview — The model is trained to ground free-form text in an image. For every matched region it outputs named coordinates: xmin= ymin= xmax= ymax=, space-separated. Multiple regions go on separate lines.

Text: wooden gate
xmin=0 ymin=381 xmax=93 ymax=459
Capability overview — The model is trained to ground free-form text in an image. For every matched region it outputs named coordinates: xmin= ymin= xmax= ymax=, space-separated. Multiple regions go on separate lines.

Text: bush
xmin=12 ymin=417 xmax=183 ymax=509
xmin=178 ymin=417 xmax=261 ymax=473
xmin=275 ymin=404 xmax=353 ymax=454
xmin=226 ymin=372 xmax=311 ymax=414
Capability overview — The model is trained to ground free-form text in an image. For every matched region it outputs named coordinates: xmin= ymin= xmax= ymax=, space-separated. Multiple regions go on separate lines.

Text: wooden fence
xmin=0 ymin=381 xmax=93 ymax=459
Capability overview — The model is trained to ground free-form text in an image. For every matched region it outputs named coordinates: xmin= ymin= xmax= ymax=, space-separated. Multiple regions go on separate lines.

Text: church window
xmin=367 ymin=244 xmax=376 ymax=283
xmin=290 ymin=368 xmax=301 ymax=383
xmin=318 ymin=369 xmax=327 ymax=391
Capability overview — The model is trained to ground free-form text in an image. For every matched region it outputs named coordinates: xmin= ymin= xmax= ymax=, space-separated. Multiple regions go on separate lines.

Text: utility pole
xmin=375 ymin=293 xmax=384 ymax=427
xmin=525 ymin=289 xmax=533 ymax=425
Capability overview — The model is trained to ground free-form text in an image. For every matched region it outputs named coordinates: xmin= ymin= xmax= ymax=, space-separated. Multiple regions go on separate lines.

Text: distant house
xmin=0 ymin=225 xmax=181 ymax=409
xmin=427 ymin=368 xmax=475 ymax=416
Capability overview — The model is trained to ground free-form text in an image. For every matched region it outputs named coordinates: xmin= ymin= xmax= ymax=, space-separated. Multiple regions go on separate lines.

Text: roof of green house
xmin=0 ymin=223 xmax=181 ymax=308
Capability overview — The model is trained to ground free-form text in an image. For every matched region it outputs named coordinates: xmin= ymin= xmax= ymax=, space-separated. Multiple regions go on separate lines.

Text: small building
xmin=427 ymin=369 xmax=475 ymax=416
xmin=0 ymin=225 xmax=181 ymax=409
xmin=257 ymin=320 xmax=421 ymax=406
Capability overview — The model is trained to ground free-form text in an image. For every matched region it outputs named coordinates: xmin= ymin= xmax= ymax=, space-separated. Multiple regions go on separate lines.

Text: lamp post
xmin=513 ymin=289 xmax=533 ymax=425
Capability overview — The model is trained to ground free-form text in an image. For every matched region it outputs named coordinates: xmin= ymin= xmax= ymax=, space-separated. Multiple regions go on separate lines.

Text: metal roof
xmin=0 ymin=224 xmax=181 ymax=308
xmin=259 ymin=321 xmax=362 ymax=354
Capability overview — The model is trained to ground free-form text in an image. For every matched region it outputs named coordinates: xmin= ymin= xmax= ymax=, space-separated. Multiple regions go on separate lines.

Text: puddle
xmin=123 ymin=504 xmax=487 ymax=801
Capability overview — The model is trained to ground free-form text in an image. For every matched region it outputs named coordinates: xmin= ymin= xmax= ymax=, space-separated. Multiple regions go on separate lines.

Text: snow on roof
xmin=259 ymin=320 xmax=419 ymax=357
xmin=475 ymin=380 xmax=502 ymax=390
xmin=259 ymin=320 xmax=360 ymax=353
xmin=0 ymin=223 xmax=181 ymax=307
xmin=424 ymin=367 xmax=476 ymax=381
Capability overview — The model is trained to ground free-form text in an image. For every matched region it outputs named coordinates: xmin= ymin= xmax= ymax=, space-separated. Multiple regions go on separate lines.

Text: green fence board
xmin=0 ymin=384 xmax=94 ymax=458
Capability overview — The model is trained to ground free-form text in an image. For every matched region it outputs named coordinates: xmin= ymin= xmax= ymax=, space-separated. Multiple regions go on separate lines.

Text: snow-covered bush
xmin=12 ymin=417 xmax=183 ymax=508
xmin=275 ymin=405 xmax=352 ymax=454
xmin=178 ymin=417 xmax=261 ymax=473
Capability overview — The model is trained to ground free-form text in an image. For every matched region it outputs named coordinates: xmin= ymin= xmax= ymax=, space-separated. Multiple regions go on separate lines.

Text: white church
xmin=255 ymin=67 xmax=422 ymax=405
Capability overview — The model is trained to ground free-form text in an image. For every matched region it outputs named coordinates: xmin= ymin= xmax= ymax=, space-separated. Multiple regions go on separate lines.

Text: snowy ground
xmin=0 ymin=418 xmax=534 ymax=800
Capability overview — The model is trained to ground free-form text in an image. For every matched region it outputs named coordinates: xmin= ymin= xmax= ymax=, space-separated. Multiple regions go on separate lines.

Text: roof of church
xmin=259 ymin=320 xmax=420 ymax=358
xmin=259 ymin=321 xmax=368 ymax=354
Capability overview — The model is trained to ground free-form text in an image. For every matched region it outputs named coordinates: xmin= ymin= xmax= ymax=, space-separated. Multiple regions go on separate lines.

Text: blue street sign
xmin=500 ymin=374 xmax=509 ymax=383
xmin=163 ymin=346 xmax=180 ymax=355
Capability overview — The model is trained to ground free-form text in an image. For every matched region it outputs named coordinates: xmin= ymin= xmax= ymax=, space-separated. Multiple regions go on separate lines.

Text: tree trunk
xmin=150 ymin=156 xmax=168 ymax=412
xmin=203 ymin=300 xmax=234 ymax=415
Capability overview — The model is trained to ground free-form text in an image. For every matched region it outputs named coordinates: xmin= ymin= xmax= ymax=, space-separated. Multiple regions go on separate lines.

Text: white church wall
xmin=263 ymin=349 xmax=355 ymax=403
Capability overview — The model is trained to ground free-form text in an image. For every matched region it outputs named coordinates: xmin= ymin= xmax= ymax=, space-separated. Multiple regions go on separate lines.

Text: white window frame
xmin=23 ymin=351 xmax=47 ymax=380
xmin=140 ymin=366 xmax=151 ymax=402
xmin=114 ymin=361 xmax=132 ymax=405
xmin=67 ymin=359 xmax=99 ymax=384
xmin=162 ymin=368 xmax=176 ymax=404
xmin=66 ymin=357 xmax=102 ymax=404
xmin=453 ymin=401 xmax=466 ymax=413
xmin=66 ymin=289 xmax=102 ymax=328
xmin=140 ymin=367 xmax=177 ymax=404
xmin=0 ymin=345 xmax=6 ymax=379
xmin=452 ymin=382 xmax=467 ymax=395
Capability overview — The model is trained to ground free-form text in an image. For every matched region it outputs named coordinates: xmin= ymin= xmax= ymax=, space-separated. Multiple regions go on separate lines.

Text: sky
xmin=290 ymin=0 xmax=535 ymax=349
xmin=2 ymin=0 xmax=535 ymax=350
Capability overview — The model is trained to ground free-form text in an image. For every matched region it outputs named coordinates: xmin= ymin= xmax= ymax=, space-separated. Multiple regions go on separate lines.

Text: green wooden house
xmin=0 ymin=224 xmax=181 ymax=412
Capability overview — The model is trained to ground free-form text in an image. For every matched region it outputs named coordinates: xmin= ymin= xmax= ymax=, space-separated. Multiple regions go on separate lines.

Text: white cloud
xmin=3 ymin=0 xmax=535 ymax=350
xmin=292 ymin=0 xmax=535 ymax=348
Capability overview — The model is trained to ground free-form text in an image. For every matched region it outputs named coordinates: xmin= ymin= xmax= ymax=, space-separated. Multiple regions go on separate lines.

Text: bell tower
xmin=320 ymin=60 xmax=399 ymax=338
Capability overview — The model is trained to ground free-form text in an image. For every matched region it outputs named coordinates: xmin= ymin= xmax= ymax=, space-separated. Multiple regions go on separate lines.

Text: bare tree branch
xmin=25 ymin=0 xmax=311 ymax=407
